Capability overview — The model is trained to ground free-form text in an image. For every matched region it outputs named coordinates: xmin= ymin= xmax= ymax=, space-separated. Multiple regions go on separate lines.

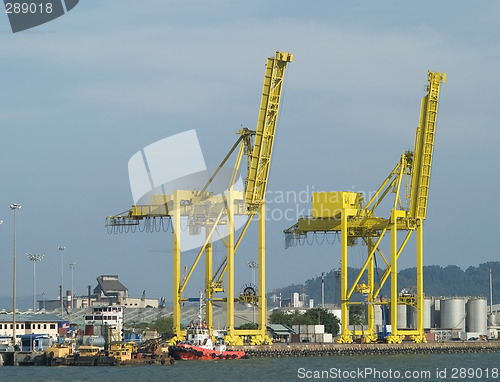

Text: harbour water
xmin=1 ymin=352 xmax=498 ymax=381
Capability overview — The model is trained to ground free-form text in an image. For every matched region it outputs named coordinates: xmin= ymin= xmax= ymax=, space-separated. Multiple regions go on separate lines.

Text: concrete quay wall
xmin=230 ymin=342 xmax=500 ymax=358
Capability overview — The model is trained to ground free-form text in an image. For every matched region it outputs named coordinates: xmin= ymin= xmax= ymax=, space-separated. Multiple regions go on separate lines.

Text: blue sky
xmin=1 ymin=1 xmax=499 ymax=306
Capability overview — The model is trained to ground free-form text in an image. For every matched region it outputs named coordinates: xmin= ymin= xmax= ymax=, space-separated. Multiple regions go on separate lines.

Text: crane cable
xmin=315 ymin=232 xmax=326 ymax=245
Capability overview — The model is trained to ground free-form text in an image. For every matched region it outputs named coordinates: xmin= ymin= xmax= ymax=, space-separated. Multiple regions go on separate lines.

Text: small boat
xmin=168 ymin=293 xmax=245 ymax=360
xmin=168 ymin=322 xmax=245 ymax=360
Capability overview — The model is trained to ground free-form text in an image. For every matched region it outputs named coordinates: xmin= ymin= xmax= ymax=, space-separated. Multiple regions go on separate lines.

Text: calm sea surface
xmin=1 ymin=353 xmax=499 ymax=381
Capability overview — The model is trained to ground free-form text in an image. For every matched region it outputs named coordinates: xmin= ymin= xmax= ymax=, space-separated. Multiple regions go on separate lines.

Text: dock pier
xmin=230 ymin=341 xmax=500 ymax=358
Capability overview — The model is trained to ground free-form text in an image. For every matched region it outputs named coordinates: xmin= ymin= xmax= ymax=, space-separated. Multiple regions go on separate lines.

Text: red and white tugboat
xmin=168 ymin=294 xmax=245 ymax=360
xmin=168 ymin=322 xmax=245 ymax=360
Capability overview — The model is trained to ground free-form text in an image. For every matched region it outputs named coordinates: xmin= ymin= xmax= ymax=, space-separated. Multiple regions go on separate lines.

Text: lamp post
xmin=58 ymin=246 xmax=66 ymax=318
xmin=247 ymin=261 xmax=258 ymax=324
xmin=27 ymin=254 xmax=44 ymax=312
xmin=10 ymin=203 xmax=21 ymax=347
xmin=69 ymin=262 xmax=76 ymax=309
xmin=247 ymin=261 xmax=257 ymax=285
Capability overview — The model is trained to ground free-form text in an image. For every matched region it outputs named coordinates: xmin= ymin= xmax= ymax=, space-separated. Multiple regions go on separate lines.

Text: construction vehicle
xmin=107 ymin=341 xmax=138 ymax=361
xmin=75 ymin=345 xmax=100 ymax=357
xmin=284 ymin=70 xmax=446 ymax=344
xmin=107 ymin=51 xmax=293 ymax=346
xmin=46 ymin=344 xmax=118 ymax=366
xmin=45 ymin=343 xmax=73 ymax=361
xmin=108 ymin=342 xmax=133 ymax=362
xmin=137 ymin=338 xmax=164 ymax=356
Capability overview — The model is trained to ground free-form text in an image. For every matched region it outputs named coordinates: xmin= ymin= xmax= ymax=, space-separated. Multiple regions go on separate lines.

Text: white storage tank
xmin=397 ymin=304 xmax=407 ymax=329
xmin=374 ymin=304 xmax=383 ymax=327
xmin=408 ymin=305 xmax=416 ymax=329
xmin=424 ymin=298 xmax=433 ymax=329
xmin=466 ymin=298 xmax=487 ymax=335
xmin=488 ymin=313 xmax=497 ymax=326
xmin=488 ymin=313 xmax=496 ymax=327
xmin=433 ymin=299 xmax=441 ymax=328
xmin=387 ymin=304 xmax=408 ymax=328
xmin=440 ymin=298 xmax=466 ymax=331
xmin=409 ymin=298 xmax=433 ymax=329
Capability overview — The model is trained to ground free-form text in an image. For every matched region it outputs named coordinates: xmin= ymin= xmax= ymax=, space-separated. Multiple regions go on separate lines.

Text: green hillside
xmin=269 ymin=262 xmax=500 ymax=306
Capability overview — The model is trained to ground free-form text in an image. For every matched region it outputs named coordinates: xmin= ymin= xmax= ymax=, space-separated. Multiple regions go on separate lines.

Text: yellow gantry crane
xmin=107 ymin=51 xmax=293 ymax=346
xmin=284 ymin=70 xmax=445 ymax=344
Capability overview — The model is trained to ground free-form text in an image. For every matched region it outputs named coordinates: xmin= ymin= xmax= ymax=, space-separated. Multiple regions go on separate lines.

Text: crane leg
xmin=411 ymin=220 xmax=426 ymax=343
xmin=338 ymin=210 xmax=352 ymax=344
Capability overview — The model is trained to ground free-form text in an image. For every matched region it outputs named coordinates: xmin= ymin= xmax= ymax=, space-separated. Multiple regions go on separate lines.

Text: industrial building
xmin=92 ymin=275 xmax=159 ymax=308
xmin=38 ymin=275 xmax=158 ymax=310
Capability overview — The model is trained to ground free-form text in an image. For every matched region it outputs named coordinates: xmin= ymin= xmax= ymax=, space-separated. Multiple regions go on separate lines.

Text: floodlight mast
xmin=27 ymin=254 xmax=44 ymax=312
xmin=10 ymin=203 xmax=21 ymax=347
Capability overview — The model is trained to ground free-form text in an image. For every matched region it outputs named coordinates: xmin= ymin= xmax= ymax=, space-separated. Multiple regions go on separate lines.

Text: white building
xmin=0 ymin=313 xmax=63 ymax=345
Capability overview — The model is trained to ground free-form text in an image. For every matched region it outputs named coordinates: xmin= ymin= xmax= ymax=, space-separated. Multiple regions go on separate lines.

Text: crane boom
xmin=245 ymin=51 xmax=293 ymax=212
xmin=409 ymin=70 xmax=446 ymax=219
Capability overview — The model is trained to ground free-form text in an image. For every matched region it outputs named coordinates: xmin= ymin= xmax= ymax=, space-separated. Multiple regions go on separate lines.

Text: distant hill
xmin=269 ymin=262 xmax=500 ymax=306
